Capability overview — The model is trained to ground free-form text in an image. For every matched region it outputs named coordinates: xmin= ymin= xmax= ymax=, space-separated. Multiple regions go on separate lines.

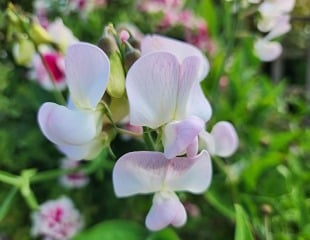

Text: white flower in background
xmin=59 ymin=158 xmax=89 ymax=189
xmin=254 ymin=15 xmax=292 ymax=62
xmin=47 ymin=18 xmax=79 ymax=51
xmin=113 ymin=150 xmax=212 ymax=231
xmin=38 ymin=42 xmax=110 ymax=160
xmin=199 ymin=121 xmax=239 ymax=157
xmin=31 ymin=197 xmax=83 ymax=240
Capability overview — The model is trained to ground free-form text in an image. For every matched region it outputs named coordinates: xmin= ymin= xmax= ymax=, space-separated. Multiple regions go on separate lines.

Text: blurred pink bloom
xmin=38 ymin=42 xmax=110 ymax=160
xmin=31 ymin=197 xmax=83 ymax=240
xmin=68 ymin=0 xmax=106 ymax=16
xmin=199 ymin=121 xmax=239 ymax=157
xmin=113 ymin=150 xmax=212 ymax=231
xmin=29 ymin=50 xmax=66 ymax=91
xmin=59 ymin=158 xmax=89 ymax=189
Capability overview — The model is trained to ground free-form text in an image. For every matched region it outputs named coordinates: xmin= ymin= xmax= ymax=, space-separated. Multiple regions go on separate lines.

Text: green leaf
xmin=73 ymin=220 xmax=148 ymax=240
xmin=0 ymin=187 xmax=18 ymax=222
xmin=146 ymin=228 xmax=180 ymax=240
xmin=234 ymin=204 xmax=254 ymax=240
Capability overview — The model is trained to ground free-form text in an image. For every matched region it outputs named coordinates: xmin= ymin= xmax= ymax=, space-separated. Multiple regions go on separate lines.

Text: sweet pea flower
xmin=254 ymin=15 xmax=291 ymax=62
xmin=31 ymin=197 xmax=83 ymax=240
xmin=199 ymin=121 xmax=238 ymax=157
xmin=38 ymin=42 xmax=110 ymax=160
xmin=113 ymin=150 xmax=212 ymax=231
xmin=126 ymin=50 xmax=211 ymax=159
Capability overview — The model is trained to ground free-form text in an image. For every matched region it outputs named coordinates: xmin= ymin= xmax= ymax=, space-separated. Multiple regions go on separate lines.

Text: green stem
xmin=0 ymin=171 xmax=19 ymax=186
xmin=143 ymin=127 xmax=156 ymax=150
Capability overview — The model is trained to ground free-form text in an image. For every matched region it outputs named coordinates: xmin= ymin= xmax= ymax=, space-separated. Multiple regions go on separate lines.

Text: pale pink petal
xmin=112 ymin=151 xmax=168 ymax=197
xmin=265 ymin=15 xmax=291 ymax=40
xmin=163 ymin=116 xmax=204 ymax=159
xmin=141 ymin=34 xmax=209 ymax=80
xmin=166 ymin=150 xmax=212 ymax=193
xmin=254 ymin=39 xmax=282 ymax=62
xmin=57 ymin=136 xmax=106 ymax=160
xmin=65 ymin=42 xmax=109 ymax=109
xmin=174 ymin=56 xmax=201 ymax=119
xmin=38 ymin=102 xmax=101 ymax=146
xmin=210 ymin=121 xmax=238 ymax=157
xmin=145 ymin=191 xmax=186 ymax=231
xmin=186 ymin=137 xmax=198 ymax=158
xmin=186 ymin=82 xmax=212 ymax=122
xmin=126 ymin=52 xmax=179 ymax=128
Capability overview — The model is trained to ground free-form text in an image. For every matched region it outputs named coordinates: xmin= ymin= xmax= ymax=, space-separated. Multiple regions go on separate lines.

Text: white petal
xmin=186 ymin=83 xmax=212 ymax=122
xmin=199 ymin=130 xmax=216 ymax=155
xmin=210 ymin=121 xmax=238 ymax=157
xmin=141 ymin=34 xmax=209 ymax=80
xmin=65 ymin=42 xmax=110 ymax=109
xmin=38 ymin=102 xmax=101 ymax=146
xmin=174 ymin=56 xmax=201 ymax=119
xmin=145 ymin=191 xmax=186 ymax=231
xmin=254 ymin=39 xmax=282 ymax=62
xmin=57 ymin=136 xmax=106 ymax=160
xmin=265 ymin=15 xmax=291 ymax=40
xmin=166 ymin=150 xmax=212 ymax=193
xmin=112 ymin=151 xmax=168 ymax=197
xmin=126 ymin=52 xmax=179 ymax=128
xmin=163 ymin=116 xmax=204 ymax=159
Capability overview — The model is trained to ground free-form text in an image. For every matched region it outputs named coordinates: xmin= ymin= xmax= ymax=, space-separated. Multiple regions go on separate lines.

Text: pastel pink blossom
xmin=126 ymin=49 xmax=211 ymax=158
xmin=29 ymin=50 xmax=66 ymax=91
xmin=113 ymin=150 xmax=212 ymax=231
xmin=199 ymin=121 xmax=238 ymax=157
xmin=59 ymin=158 xmax=89 ymax=189
xmin=38 ymin=42 xmax=110 ymax=160
xmin=31 ymin=197 xmax=83 ymax=240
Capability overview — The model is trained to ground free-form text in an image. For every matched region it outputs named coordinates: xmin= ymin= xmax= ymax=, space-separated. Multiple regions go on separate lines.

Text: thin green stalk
xmin=0 ymin=171 xmax=19 ymax=186
xmin=143 ymin=127 xmax=156 ymax=150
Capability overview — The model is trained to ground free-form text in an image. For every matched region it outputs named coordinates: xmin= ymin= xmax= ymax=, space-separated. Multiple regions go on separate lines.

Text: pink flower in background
xmin=31 ymin=197 xmax=83 ymax=240
xmin=113 ymin=150 xmax=212 ymax=231
xmin=29 ymin=49 xmax=66 ymax=91
xmin=38 ymin=42 xmax=110 ymax=160
xmin=59 ymin=158 xmax=89 ymax=189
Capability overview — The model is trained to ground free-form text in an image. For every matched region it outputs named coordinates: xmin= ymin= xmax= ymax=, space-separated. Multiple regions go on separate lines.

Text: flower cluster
xmin=37 ymin=30 xmax=238 ymax=231
xmin=253 ymin=0 xmax=296 ymax=61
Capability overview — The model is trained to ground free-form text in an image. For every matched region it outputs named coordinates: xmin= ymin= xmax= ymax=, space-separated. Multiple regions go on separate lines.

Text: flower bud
xmin=12 ymin=38 xmax=35 ymax=66
xmin=98 ymin=35 xmax=118 ymax=56
xmin=124 ymin=48 xmax=141 ymax=72
xmin=29 ymin=22 xmax=52 ymax=44
xmin=107 ymin=51 xmax=126 ymax=98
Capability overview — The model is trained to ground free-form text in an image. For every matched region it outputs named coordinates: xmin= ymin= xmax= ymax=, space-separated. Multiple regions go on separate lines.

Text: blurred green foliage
xmin=0 ymin=0 xmax=309 ymax=239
